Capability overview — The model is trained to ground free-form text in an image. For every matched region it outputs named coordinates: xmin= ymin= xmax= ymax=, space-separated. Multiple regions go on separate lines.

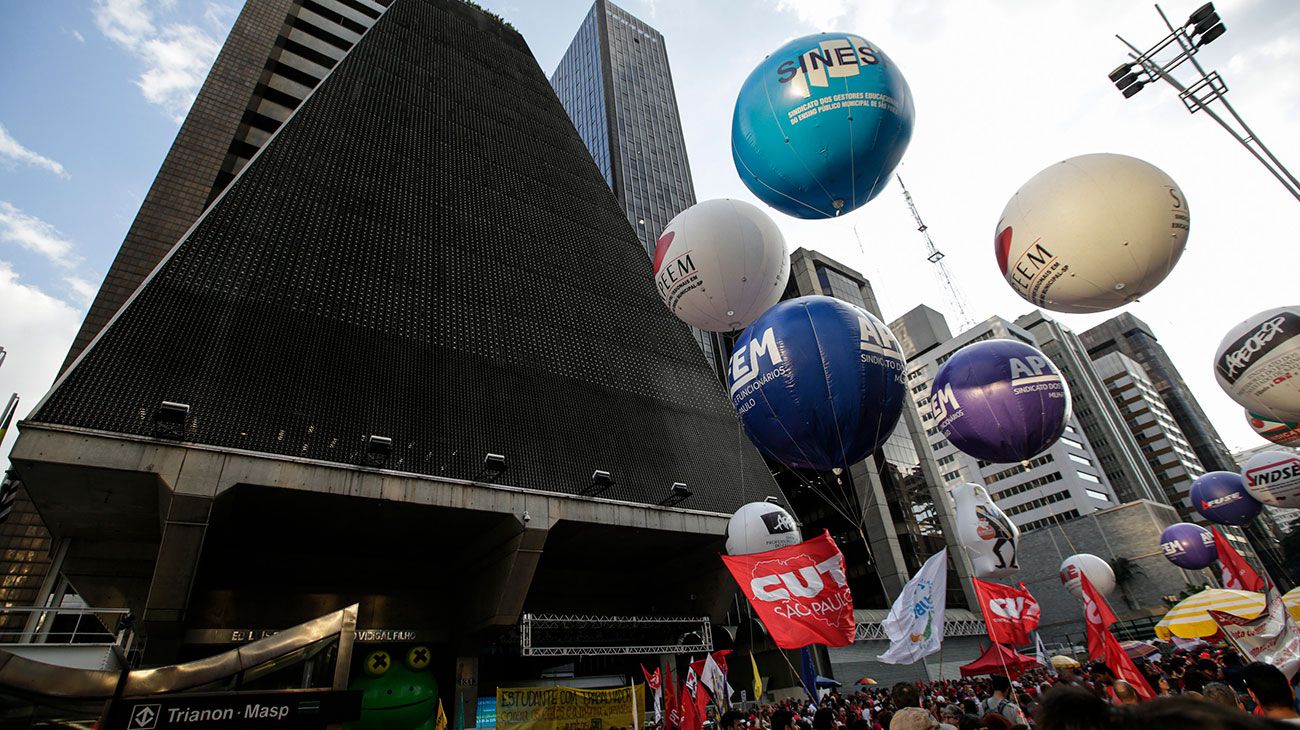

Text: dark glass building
xmin=11 ymin=0 xmax=779 ymax=717
xmin=549 ymin=1 xmax=724 ymax=372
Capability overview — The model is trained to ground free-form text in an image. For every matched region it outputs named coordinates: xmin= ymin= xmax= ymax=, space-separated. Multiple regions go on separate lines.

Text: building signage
xmin=106 ymin=689 xmax=361 ymax=730
xmin=185 ymin=628 xmax=435 ymax=645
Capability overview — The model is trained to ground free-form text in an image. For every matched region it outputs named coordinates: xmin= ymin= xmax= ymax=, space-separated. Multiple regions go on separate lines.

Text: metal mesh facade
xmin=33 ymin=0 xmax=772 ymax=514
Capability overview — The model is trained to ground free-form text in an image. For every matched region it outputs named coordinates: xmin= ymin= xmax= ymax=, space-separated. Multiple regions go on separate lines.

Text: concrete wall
xmin=1017 ymin=500 xmax=1214 ymax=644
xmin=829 ymin=635 xmax=988 ymax=684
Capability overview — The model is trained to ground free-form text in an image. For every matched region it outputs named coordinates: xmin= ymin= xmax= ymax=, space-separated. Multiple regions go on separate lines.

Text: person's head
xmin=889 ymin=707 xmax=937 ymax=730
xmin=1037 ymin=685 xmax=1275 ymax=730
xmin=720 ymin=709 xmax=746 ymax=729
xmin=940 ymin=704 xmax=963 ymax=724
xmin=961 ymin=698 xmax=979 ymax=716
xmin=981 ymin=712 xmax=1014 ymax=730
xmin=892 ymin=681 xmax=921 ymax=709
xmin=1244 ymin=661 xmax=1297 ymax=716
xmin=1090 ymin=663 xmax=1115 ymax=685
xmin=991 ymin=675 xmax=1012 ymax=697
xmin=1156 ymin=675 xmax=1173 ymax=694
xmin=1203 ymin=682 xmax=1241 ymax=710
xmin=812 ymin=707 xmax=835 ymax=730
xmin=771 ymin=709 xmax=796 ymax=730
xmin=1111 ymin=680 xmax=1139 ymax=706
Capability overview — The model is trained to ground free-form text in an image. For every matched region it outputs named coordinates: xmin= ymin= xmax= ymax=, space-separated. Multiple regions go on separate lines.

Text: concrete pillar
xmin=141 ymin=492 xmax=211 ymax=662
xmin=458 ymin=515 xmax=548 ymax=631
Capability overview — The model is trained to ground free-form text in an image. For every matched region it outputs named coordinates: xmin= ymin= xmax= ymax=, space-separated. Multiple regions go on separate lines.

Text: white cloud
xmin=63 ymin=27 xmax=87 ymax=43
xmin=64 ymin=276 xmax=98 ymax=307
xmin=774 ymin=0 xmax=849 ymax=29
xmin=0 ymin=262 xmax=84 ymax=467
xmin=0 ymin=202 xmax=80 ymax=268
xmin=0 ymin=125 xmax=69 ymax=179
xmin=93 ymin=0 xmax=227 ymax=123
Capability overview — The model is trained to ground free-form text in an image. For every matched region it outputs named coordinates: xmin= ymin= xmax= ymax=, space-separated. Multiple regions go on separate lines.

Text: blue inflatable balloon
xmin=732 ymin=33 xmax=914 ymax=219
xmin=1190 ymin=471 xmax=1263 ymax=526
xmin=1159 ymin=522 xmax=1217 ymax=570
xmin=728 ymin=296 xmax=906 ymax=471
xmin=929 ymin=339 xmax=1072 ymax=464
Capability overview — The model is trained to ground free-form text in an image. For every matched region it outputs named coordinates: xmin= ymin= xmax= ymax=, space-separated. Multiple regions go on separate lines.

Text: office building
xmin=1080 ymin=313 xmax=1287 ymax=582
xmin=1093 ymin=351 xmax=1207 ymax=520
xmin=8 ymin=0 xmax=778 ymax=718
xmin=1 ymin=0 xmax=397 ymax=639
xmin=1016 ymin=311 xmax=1166 ymax=506
xmin=891 ymin=306 xmax=1120 ymax=532
xmin=550 ymin=1 xmax=724 ymax=372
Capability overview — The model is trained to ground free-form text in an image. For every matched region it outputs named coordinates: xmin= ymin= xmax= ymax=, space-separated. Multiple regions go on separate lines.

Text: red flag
xmin=680 ymin=665 xmax=706 ymax=730
xmin=663 ymin=666 xmax=680 ymax=729
xmin=1100 ymin=630 xmax=1157 ymax=700
xmin=721 ymin=531 xmax=855 ymax=649
xmin=972 ymin=579 xmax=1041 ymax=645
xmin=1212 ymin=526 xmax=1265 ymax=592
xmin=1080 ymin=572 xmax=1117 ymax=660
xmin=642 ymin=665 xmax=663 ymax=722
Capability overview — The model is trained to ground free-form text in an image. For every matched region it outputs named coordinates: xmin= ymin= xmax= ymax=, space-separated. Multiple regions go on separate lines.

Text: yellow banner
xmin=496 ymin=684 xmax=644 ymax=730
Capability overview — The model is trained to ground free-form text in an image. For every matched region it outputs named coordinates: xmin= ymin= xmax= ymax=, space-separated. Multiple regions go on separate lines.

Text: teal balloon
xmin=732 ymin=32 xmax=914 ymax=219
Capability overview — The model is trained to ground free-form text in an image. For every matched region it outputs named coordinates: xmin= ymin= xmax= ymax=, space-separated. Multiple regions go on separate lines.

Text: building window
xmin=1085 ymin=488 xmax=1111 ymax=502
xmin=1078 ymin=472 xmax=1102 ymax=484
xmin=1068 ymin=453 xmax=1093 ymax=467
xmin=1060 ymin=436 xmax=1084 ymax=450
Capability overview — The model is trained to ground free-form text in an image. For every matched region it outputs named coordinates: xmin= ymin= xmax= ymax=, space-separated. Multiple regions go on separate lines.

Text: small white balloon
xmin=725 ymin=501 xmax=802 ymax=556
xmin=995 ymin=153 xmax=1189 ymax=314
xmin=1059 ymin=553 xmax=1115 ymax=598
xmin=951 ymin=483 xmax=1020 ymax=579
xmin=654 ymin=199 xmax=790 ymax=332
xmin=1241 ymin=450 xmax=1300 ymax=509
xmin=1214 ymin=306 xmax=1300 ymax=422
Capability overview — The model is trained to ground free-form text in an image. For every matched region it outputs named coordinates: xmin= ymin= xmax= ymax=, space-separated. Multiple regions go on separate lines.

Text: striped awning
xmin=1154 ymin=589 xmax=1265 ymax=639
xmin=1285 ymin=587 xmax=1300 ymax=622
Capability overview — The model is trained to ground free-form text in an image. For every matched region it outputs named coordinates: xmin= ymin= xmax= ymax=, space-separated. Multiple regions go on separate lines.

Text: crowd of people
xmin=705 ymin=646 xmax=1300 ymax=729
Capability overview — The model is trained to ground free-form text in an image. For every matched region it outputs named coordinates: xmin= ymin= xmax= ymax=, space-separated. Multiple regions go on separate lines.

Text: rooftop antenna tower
xmin=896 ymin=174 xmax=975 ymax=330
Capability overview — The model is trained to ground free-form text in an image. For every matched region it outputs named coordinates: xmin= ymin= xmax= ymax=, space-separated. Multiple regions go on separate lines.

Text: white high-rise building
xmin=890 ymin=306 xmax=1120 ymax=532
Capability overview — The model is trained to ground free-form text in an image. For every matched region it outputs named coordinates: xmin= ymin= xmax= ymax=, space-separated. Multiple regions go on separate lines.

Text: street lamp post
xmin=1110 ymin=3 xmax=1300 ymax=201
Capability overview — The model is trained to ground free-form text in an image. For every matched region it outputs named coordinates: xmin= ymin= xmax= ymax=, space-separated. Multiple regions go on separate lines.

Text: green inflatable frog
xmin=345 ymin=646 xmax=439 ymax=730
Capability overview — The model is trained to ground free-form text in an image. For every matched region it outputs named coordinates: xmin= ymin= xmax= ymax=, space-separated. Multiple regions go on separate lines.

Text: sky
xmin=0 ymin=0 xmax=1296 ymax=468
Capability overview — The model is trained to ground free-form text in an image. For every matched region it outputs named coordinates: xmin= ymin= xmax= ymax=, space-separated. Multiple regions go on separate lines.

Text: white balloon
xmin=1241 ymin=450 xmax=1300 ymax=509
xmin=725 ymin=501 xmax=802 ymax=556
xmin=654 ymin=199 xmax=790 ymax=332
xmin=1247 ymin=409 xmax=1300 ymax=448
xmin=1059 ymin=554 xmax=1115 ymax=598
xmin=1214 ymin=306 xmax=1300 ymax=422
xmin=951 ymin=483 xmax=1020 ymax=579
xmin=994 ymin=153 xmax=1189 ymax=314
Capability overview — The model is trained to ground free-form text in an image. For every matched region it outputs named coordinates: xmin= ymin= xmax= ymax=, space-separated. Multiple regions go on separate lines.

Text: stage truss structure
xmin=519 ymin=614 xmax=713 ymax=657
xmin=855 ymin=618 xmax=987 ymax=642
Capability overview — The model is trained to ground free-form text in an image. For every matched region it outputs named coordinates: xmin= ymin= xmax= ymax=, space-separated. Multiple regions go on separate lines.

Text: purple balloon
xmin=1160 ymin=522 xmax=1217 ymax=570
xmin=1190 ymin=471 xmax=1263 ymax=526
xmin=929 ymin=339 xmax=1071 ymax=464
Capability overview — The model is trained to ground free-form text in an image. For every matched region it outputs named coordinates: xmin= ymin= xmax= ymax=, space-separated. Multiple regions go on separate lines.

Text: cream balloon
xmin=951 ymin=482 xmax=1020 ymax=579
xmin=1059 ymin=553 xmax=1115 ymax=598
xmin=725 ymin=501 xmax=802 ymax=556
xmin=654 ymin=199 xmax=790 ymax=332
xmin=1241 ymin=450 xmax=1300 ymax=509
xmin=1246 ymin=409 xmax=1300 ymax=448
xmin=1214 ymin=306 xmax=1300 ymax=422
xmin=994 ymin=153 xmax=1189 ymax=313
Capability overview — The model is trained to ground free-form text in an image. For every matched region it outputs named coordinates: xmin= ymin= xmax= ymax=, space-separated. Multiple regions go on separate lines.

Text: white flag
xmin=1035 ymin=632 xmax=1049 ymax=667
xmin=701 ymin=653 xmax=734 ymax=707
xmin=878 ymin=548 xmax=948 ymax=664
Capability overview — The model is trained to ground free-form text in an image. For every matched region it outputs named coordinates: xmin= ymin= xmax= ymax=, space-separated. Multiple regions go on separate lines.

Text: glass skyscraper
xmin=551 ymin=1 xmax=721 ymax=369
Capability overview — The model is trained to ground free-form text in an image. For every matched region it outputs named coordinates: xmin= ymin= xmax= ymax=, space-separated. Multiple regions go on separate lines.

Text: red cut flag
xmin=642 ymin=665 xmax=663 ymax=723
xmin=1212 ymin=526 xmax=1264 ymax=592
xmin=680 ymin=665 xmax=706 ymax=730
xmin=663 ymin=666 xmax=680 ymax=730
xmin=721 ymin=530 xmax=855 ymax=649
xmin=1080 ymin=572 xmax=1117 ymax=661
xmin=1101 ymin=630 xmax=1157 ymax=700
xmin=972 ymin=579 xmax=1041 ymax=645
